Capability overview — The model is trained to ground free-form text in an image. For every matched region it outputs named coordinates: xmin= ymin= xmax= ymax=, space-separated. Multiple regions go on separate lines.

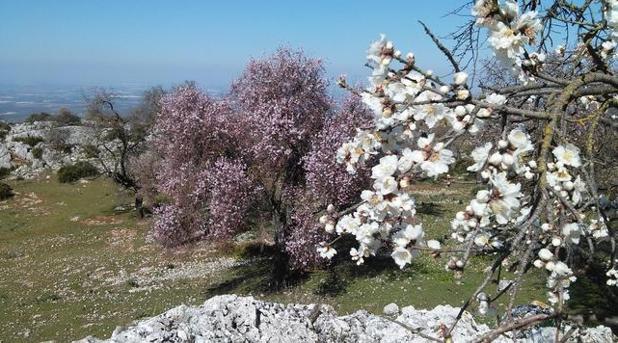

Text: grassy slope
xmin=0 ymin=177 xmax=226 ymax=342
xmin=0 ymin=177 xmax=546 ymax=342
xmin=209 ymin=181 xmax=545 ymax=316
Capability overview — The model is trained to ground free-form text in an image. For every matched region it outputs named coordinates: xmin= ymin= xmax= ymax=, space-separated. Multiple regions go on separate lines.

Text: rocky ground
xmin=77 ymin=295 xmax=616 ymax=343
xmin=0 ymin=121 xmax=114 ymax=179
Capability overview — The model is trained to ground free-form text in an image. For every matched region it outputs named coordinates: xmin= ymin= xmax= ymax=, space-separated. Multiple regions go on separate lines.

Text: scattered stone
xmin=498 ymin=279 xmax=512 ymax=292
xmin=382 ymin=303 xmax=399 ymax=317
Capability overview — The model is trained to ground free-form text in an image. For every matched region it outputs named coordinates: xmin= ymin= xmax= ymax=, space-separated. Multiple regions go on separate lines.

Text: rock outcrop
xmin=77 ymin=295 xmax=615 ymax=343
xmin=0 ymin=121 xmax=115 ymax=179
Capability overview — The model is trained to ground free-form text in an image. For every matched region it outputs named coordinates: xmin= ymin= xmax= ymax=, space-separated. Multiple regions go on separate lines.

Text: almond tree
xmin=318 ymin=1 xmax=618 ymax=339
xmin=150 ymin=51 xmax=369 ymax=282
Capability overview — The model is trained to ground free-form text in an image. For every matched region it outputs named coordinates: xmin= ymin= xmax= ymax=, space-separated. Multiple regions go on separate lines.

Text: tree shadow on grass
xmin=416 ymin=201 xmax=446 ymax=216
xmin=204 ymin=239 xmax=432 ymax=300
xmin=203 ymin=242 xmax=310 ymax=298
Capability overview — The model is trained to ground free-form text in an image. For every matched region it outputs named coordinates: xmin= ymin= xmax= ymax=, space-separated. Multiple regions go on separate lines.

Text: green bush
xmin=25 ymin=112 xmax=53 ymax=123
xmin=0 ymin=182 xmax=13 ymax=200
xmin=0 ymin=167 xmax=12 ymax=180
xmin=32 ymin=147 xmax=43 ymax=159
xmin=0 ymin=121 xmax=10 ymax=141
xmin=0 ymin=121 xmax=10 ymax=132
xmin=13 ymin=136 xmax=44 ymax=147
xmin=55 ymin=108 xmax=81 ymax=126
xmin=82 ymin=144 xmax=100 ymax=158
xmin=57 ymin=161 xmax=99 ymax=183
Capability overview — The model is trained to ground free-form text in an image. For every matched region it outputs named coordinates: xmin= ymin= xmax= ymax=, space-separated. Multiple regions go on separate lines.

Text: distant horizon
xmin=0 ymin=1 xmax=474 ymax=86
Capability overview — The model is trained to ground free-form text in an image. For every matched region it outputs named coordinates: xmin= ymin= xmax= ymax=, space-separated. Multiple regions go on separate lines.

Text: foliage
xmin=13 ymin=135 xmax=44 ymax=147
xmin=0 ymin=167 xmax=12 ymax=180
xmin=32 ymin=147 xmax=43 ymax=160
xmin=57 ymin=161 xmax=99 ymax=183
xmin=46 ymin=128 xmax=71 ymax=152
xmin=0 ymin=121 xmax=10 ymax=141
xmin=85 ymin=86 xmax=165 ymax=193
xmin=54 ymin=108 xmax=81 ymax=126
xmin=151 ymin=51 xmax=368 ymax=274
xmin=230 ymin=48 xmax=330 ymax=170
xmin=24 ymin=112 xmax=53 ymax=123
xmin=205 ymin=158 xmax=258 ymax=240
xmin=0 ymin=182 xmax=13 ymax=200
xmin=81 ymin=144 xmax=100 ymax=159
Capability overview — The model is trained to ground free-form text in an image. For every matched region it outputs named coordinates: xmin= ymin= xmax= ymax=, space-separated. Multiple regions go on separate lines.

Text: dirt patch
xmin=80 ymin=216 xmax=123 ymax=226
xmin=106 ymin=227 xmax=137 ymax=250
xmin=10 ymin=191 xmax=50 ymax=215
xmin=99 ymin=257 xmax=249 ymax=292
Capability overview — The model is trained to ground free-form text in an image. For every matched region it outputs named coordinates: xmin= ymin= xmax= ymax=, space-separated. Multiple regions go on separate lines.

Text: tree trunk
xmin=270 ymin=208 xmax=290 ymax=289
xmin=135 ymin=194 xmax=144 ymax=219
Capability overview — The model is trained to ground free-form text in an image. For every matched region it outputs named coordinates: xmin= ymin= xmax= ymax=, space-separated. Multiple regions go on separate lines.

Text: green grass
xmin=0 ymin=176 xmax=227 ymax=342
xmin=204 ymin=181 xmax=546 ymax=318
xmin=0 ymin=177 xmax=549 ymax=342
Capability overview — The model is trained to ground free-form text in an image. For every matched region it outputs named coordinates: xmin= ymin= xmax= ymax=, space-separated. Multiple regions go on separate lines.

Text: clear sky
xmin=0 ymin=1 xmax=473 ymax=89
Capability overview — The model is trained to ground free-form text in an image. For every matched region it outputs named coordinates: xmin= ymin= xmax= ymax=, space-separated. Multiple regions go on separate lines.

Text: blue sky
xmin=0 ymin=1 xmax=474 ymax=89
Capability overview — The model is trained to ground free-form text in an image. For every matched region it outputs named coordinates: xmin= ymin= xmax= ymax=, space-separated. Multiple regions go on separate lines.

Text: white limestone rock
xmin=74 ymin=295 xmax=617 ymax=343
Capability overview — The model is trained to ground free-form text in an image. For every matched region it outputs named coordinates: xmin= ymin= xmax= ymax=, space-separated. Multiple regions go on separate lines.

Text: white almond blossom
xmin=552 ymin=144 xmax=582 ymax=168
xmin=467 ymin=142 xmax=493 ymax=172
xmin=489 ymin=172 xmax=522 ymax=224
xmin=319 ymin=24 xmax=614 ymax=314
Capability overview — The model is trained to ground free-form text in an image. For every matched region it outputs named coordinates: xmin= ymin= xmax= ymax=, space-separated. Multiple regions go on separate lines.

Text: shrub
xmin=32 ymin=147 xmax=43 ymax=160
xmin=0 ymin=182 xmax=13 ymax=200
xmin=57 ymin=161 xmax=99 ymax=183
xmin=13 ymin=136 xmax=44 ymax=147
xmin=0 ymin=121 xmax=10 ymax=141
xmin=24 ymin=112 xmax=52 ymax=123
xmin=82 ymin=144 xmax=99 ymax=158
xmin=0 ymin=167 xmax=11 ymax=180
xmin=54 ymin=108 xmax=81 ymax=126
xmin=46 ymin=128 xmax=72 ymax=153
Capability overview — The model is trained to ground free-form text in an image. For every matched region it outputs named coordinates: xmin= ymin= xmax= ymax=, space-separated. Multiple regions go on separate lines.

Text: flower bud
xmin=454 ymin=106 xmax=467 ymax=117
xmin=453 ymin=72 xmax=468 ymax=85
xmin=538 ymin=248 xmax=553 ymax=261
xmin=456 ymin=89 xmax=470 ymax=100
xmin=324 ymin=223 xmax=335 ymax=233
xmin=476 ymin=108 xmax=491 ymax=118
xmin=488 ymin=152 xmax=503 ymax=166
xmin=439 ymin=85 xmax=450 ymax=94
xmin=455 ymin=211 xmax=465 ymax=221
xmin=319 ymin=215 xmax=329 ymax=225
xmin=502 ymin=153 xmax=514 ymax=166
xmin=476 ymin=190 xmax=490 ymax=203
